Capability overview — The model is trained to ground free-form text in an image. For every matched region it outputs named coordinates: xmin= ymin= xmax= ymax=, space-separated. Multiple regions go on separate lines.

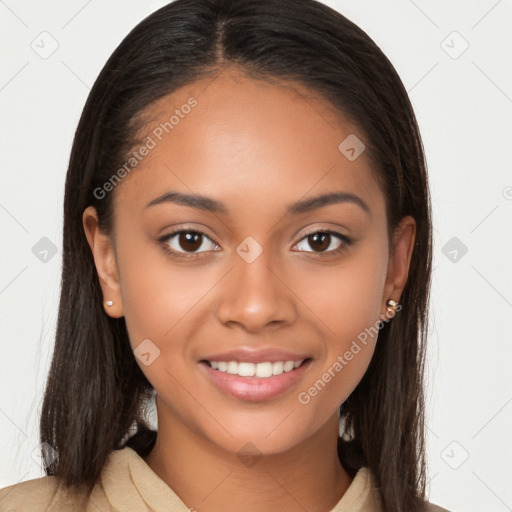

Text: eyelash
xmin=157 ymin=228 xmax=352 ymax=260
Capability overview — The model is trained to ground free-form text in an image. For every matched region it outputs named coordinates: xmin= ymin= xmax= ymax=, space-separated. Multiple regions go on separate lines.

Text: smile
xmin=199 ymin=358 xmax=312 ymax=401
xmin=207 ymin=359 xmax=304 ymax=378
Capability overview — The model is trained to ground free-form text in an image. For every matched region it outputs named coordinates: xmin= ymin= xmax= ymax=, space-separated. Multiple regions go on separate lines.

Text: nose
xmin=216 ymin=248 xmax=297 ymax=333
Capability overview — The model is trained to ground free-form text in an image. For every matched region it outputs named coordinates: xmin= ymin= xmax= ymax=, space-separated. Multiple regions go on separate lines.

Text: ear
xmin=82 ymin=206 xmax=124 ymax=318
xmin=381 ymin=215 xmax=416 ymax=317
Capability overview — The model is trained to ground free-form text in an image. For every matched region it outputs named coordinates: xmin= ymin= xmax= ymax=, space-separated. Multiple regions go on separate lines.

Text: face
xmin=84 ymin=67 xmax=415 ymax=457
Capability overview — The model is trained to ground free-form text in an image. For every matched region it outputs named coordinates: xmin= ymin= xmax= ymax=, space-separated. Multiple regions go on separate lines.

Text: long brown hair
xmin=40 ymin=1 xmax=432 ymax=510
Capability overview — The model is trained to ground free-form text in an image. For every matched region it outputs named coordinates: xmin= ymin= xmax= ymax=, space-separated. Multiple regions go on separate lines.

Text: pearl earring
xmin=104 ymin=300 xmax=113 ymax=307
xmin=386 ymin=299 xmax=399 ymax=316
xmin=338 ymin=414 xmax=355 ymax=441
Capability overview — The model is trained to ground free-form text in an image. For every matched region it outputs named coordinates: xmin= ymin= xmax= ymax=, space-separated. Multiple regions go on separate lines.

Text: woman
xmin=0 ymin=0 xmax=448 ymax=510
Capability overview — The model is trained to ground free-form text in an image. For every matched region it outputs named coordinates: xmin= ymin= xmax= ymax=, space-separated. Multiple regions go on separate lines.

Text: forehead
xmin=113 ymin=67 xmax=386 ymax=219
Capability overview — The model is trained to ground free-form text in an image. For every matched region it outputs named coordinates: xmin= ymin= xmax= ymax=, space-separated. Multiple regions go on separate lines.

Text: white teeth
xmin=272 ymin=361 xmax=284 ymax=374
xmin=238 ymin=362 xmax=256 ymax=377
xmin=208 ymin=359 xmax=305 ymax=378
xmin=256 ymin=362 xmax=273 ymax=378
xmin=283 ymin=361 xmax=295 ymax=372
xmin=226 ymin=361 xmax=238 ymax=374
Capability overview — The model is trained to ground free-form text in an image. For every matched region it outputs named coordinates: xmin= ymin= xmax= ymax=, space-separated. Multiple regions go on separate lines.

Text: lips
xmin=198 ymin=347 xmax=312 ymax=401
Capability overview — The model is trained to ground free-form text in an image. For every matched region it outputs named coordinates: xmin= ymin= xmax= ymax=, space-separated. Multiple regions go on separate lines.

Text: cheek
xmin=291 ymin=248 xmax=388 ymax=340
xmin=292 ymin=246 xmax=388 ymax=402
xmin=115 ymin=230 xmax=211 ymax=338
xmin=117 ymin=249 xmax=211 ymax=394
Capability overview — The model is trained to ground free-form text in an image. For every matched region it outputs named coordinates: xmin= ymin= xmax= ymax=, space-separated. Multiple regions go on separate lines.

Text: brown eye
xmin=307 ymin=233 xmax=331 ymax=252
xmin=294 ymin=230 xmax=350 ymax=255
xmin=178 ymin=232 xmax=202 ymax=252
xmin=160 ymin=230 xmax=218 ymax=255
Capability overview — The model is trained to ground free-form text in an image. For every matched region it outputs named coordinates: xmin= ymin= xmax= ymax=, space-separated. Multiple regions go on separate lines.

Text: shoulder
xmin=0 ymin=475 xmax=88 ymax=512
xmin=0 ymin=447 xmax=150 ymax=512
xmin=0 ymin=475 xmax=59 ymax=511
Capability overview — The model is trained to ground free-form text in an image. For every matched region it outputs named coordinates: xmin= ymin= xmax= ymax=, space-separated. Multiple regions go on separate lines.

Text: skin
xmin=83 ymin=67 xmax=415 ymax=512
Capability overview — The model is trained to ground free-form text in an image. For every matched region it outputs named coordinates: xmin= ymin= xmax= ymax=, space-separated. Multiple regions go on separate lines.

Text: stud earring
xmin=104 ymin=300 xmax=114 ymax=307
xmin=386 ymin=299 xmax=399 ymax=316
xmin=338 ymin=414 xmax=355 ymax=441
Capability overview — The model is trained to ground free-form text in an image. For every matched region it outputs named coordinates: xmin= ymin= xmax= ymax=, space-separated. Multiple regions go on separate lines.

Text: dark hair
xmin=39 ymin=1 xmax=432 ymax=510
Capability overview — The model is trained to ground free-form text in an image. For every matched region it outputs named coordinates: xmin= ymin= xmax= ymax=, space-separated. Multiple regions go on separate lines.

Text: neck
xmin=143 ymin=403 xmax=352 ymax=512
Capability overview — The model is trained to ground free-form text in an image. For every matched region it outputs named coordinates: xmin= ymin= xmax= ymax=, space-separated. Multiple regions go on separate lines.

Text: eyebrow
xmin=145 ymin=190 xmax=370 ymax=215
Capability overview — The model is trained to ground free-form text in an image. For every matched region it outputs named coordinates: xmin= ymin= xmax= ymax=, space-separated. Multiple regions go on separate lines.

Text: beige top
xmin=0 ymin=446 xmax=384 ymax=511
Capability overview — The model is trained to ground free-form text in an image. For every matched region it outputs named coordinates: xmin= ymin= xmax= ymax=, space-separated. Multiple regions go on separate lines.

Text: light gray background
xmin=1 ymin=1 xmax=511 ymax=511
